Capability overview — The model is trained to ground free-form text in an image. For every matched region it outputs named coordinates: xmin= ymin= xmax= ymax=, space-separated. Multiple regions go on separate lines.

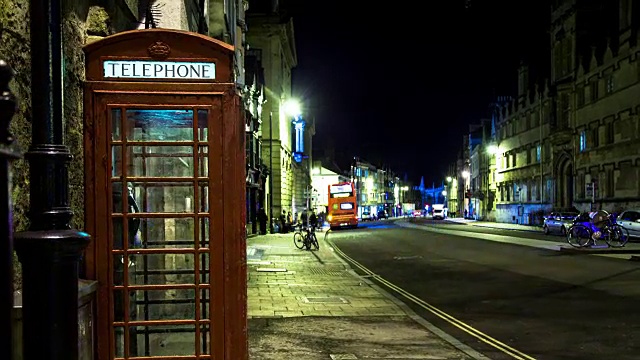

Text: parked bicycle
xmin=293 ymin=224 xmax=319 ymax=251
xmin=566 ymin=210 xmax=629 ymax=248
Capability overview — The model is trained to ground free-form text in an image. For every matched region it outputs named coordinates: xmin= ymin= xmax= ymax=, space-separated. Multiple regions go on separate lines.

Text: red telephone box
xmin=83 ymin=29 xmax=247 ymax=360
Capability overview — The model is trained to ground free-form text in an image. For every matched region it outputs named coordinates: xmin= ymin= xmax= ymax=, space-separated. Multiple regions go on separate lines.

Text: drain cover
xmin=256 ymin=268 xmax=287 ymax=272
xmin=301 ymin=296 xmax=349 ymax=304
xmin=304 ymin=267 xmax=346 ymax=276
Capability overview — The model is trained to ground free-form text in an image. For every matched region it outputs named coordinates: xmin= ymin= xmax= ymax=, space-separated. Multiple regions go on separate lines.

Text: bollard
xmin=0 ymin=60 xmax=20 ymax=360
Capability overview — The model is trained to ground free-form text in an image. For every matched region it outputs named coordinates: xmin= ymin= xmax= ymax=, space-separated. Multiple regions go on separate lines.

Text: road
xmin=326 ymin=218 xmax=640 ymax=360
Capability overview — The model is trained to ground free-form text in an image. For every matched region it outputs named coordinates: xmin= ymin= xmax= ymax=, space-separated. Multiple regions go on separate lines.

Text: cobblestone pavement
xmin=246 ymin=230 xmax=487 ymax=360
xmin=247 ymin=232 xmax=404 ymax=318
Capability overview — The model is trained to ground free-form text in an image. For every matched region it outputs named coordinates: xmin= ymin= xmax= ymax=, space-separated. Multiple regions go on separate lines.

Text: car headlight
xmin=327 ymin=215 xmax=333 ymax=221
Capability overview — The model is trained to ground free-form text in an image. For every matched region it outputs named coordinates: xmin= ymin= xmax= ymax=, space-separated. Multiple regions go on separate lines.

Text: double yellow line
xmin=329 ymin=240 xmax=537 ymax=360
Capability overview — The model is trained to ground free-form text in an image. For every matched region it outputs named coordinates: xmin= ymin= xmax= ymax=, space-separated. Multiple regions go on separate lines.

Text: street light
xmin=442 ymin=190 xmax=447 ymax=196
xmin=283 ymin=98 xmax=301 ymax=118
xmin=446 ymin=176 xmax=452 ymax=183
xmin=462 ymin=170 xmax=470 ymax=179
xmin=484 ymin=144 xmax=499 ymax=220
xmin=487 ymin=144 xmax=499 ymax=155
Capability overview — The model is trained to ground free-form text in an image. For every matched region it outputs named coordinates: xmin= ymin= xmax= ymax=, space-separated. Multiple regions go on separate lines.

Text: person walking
xmin=309 ymin=210 xmax=318 ymax=231
xmin=257 ymin=208 xmax=268 ymax=235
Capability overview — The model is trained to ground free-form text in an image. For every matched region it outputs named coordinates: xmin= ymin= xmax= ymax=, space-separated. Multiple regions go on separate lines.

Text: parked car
xmin=617 ymin=209 xmax=640 ymax=238
xmin=361 ymin=211 xmax=373 ymax=221
xmin=543 ymin=209 xmax=580 ymax=235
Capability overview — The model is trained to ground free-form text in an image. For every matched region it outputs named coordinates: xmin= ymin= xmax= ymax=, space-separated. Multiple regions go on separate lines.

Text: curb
xmin=471 ymin=224 xmax=543 ymax=233
xmin=445 ymin=219 xmax=543 ymax=234
xmin=320 ymin=230 xmax=491 ymax=360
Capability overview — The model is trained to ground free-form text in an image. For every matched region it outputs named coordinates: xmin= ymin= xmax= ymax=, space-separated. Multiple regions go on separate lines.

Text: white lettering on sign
xmin=103 ymin=60 xmax=216 ymax=80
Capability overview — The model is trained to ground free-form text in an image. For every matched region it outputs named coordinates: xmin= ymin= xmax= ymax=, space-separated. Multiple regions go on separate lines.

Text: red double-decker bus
xmin=327 ymin=182 xmax=358 ymax=229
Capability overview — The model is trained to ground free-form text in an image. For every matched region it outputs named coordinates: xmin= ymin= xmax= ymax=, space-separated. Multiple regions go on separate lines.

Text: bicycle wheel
xmin=304 ymin=233 xmax=312 ymax=251
xmin=310 ymin=233 xmax=319 ymax=250
xmin=293 ymin=232 xmax=305 ymax=249
xmin=605 ymin=224 xmax=629 ymax=247
xmin=567 ymin=224 xmax=591 ymax=248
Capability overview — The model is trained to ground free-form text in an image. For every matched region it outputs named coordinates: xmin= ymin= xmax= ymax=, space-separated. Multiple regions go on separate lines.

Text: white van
xmin=432 ymin=204 xmax=446 ymax=220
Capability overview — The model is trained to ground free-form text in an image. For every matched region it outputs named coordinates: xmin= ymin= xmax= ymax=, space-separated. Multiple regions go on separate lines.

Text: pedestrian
xmin=464 ymin=209 xmax=468 ymax=219
xmin=309 ymin=210 xmax=318 ymax=230
xmin=280 ymin=210 xmax=287 ymax=234
xmin=257 ymin=208 xmax=268 ymax=235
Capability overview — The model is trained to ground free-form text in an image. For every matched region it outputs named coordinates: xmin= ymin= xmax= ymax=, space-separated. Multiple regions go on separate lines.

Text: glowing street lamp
xmin=283 ymin=99 xmax=301 ymax=118
xmin=446 ymin=176 xmax=452 ymax=182
xmin=486 ymin=144 xmax=499 ymax=155
xmin=442 ymin=190 xmax=447 ymax=196
xmin=462 ymin=170 xmax=470 ymax=179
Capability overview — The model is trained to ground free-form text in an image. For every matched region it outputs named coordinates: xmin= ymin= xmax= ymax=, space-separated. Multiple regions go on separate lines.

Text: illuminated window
xmin=579 ymin=131 xmax=587 ymax=152
xmin=536 ymin=145 xmax=541 ymax=162
xmin=605 ymin=76 xmax=614 ymax=94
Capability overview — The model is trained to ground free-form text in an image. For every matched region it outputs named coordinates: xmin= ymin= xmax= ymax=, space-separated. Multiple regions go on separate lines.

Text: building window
xmin=606 ymin=122 xmax=614 ymax=144
xmin=606 ymin=168 xmax=614 ymax=197
xmin=536 ymin=144 xmax=541 ymax=162
xmin=577 ymin=86 xmax=585 ymax=107
xmin=531 ymin=182 xmax=538 ymax=201
xmin=605 ymin=76 xmax=615 ymax=94
xmin=579 ymin=130 xmax=587 ymax=152
xmin=563 ymin=38 xmax=572 ymax=75
xmin=590 ymin=81 xmax=599 ymax=102
xmin=560 ymin=93 xmax=571 ymax=127
xmin=591 ymin=127 xmax=599 ymax=148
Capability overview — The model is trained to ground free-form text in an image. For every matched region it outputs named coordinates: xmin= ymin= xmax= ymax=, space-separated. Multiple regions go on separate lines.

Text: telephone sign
xmin=103 ymin=60 xmax=216 ymax=80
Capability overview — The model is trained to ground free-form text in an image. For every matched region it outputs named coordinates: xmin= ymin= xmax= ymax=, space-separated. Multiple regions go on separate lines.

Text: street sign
xmin=586 ymin=181 xmax=595 ymax=202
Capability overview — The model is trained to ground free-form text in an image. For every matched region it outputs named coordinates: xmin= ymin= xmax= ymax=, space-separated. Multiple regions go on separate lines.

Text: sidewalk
xmin=247 ymin=231 xmax=487 ymax=360
xmin=445 ymin=217 xmax=543 ymax=233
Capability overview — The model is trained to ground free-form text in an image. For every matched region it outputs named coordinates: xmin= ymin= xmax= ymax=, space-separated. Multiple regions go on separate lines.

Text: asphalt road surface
xmin=326 ymin=219 xmax=640 ymax=360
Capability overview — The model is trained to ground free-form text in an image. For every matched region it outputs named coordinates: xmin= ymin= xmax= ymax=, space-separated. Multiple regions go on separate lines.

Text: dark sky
xmin=283 ymin=0 xmax=550 ymax=184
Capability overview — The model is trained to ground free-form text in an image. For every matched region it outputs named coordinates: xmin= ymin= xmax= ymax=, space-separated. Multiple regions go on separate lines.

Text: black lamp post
xmin=13 ymin=0 xmax=90 ymax=359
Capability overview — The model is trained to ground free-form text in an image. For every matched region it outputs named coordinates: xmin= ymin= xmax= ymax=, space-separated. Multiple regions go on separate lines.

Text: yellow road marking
xmin=329 ymin=240 xmax=537 ymax=360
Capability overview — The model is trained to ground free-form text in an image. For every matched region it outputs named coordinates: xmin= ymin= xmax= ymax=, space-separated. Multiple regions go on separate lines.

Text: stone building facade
xmin=476 ymin=0 xmax=640 ymax=224
xmin=247 ymin=5 xmax=314 ymax=224
xmin=569 ymin=0 xmax=640 ymax=213
xmin=492 ymin=79 xmax=552 ymax=224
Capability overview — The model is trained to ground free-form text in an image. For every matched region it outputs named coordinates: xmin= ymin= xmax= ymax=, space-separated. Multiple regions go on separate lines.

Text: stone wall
xmin=0 ymin=1 xmax=129 ymax=289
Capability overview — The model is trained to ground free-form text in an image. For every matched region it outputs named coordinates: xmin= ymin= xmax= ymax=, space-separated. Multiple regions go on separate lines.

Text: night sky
xmin=283 ymin=0 xmax=550 ymax=184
